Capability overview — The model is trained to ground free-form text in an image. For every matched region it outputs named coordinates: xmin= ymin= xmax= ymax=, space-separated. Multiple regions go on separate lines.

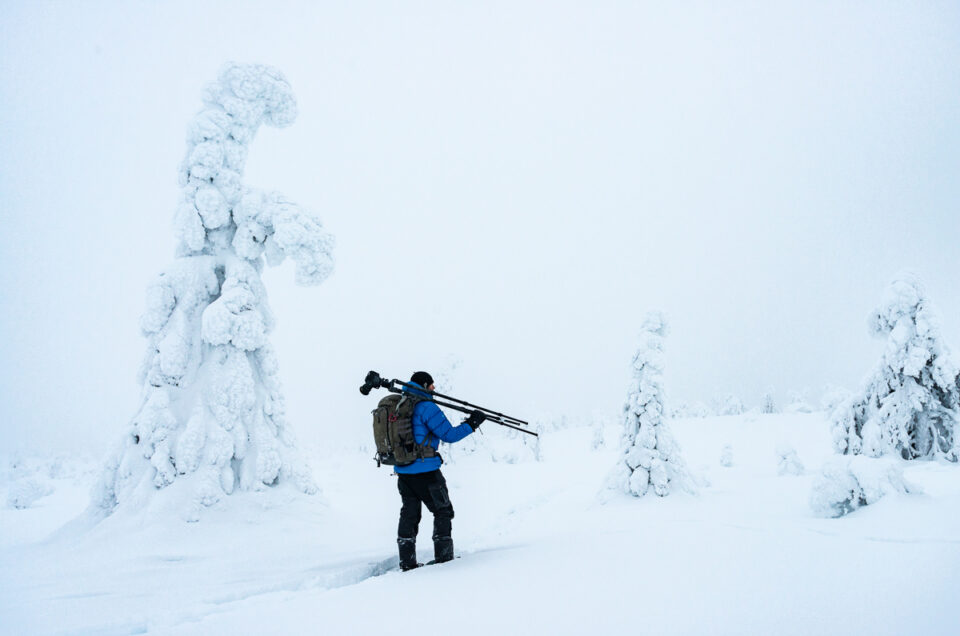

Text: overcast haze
xmin=2 ymin=1 xmax=958 ymax=454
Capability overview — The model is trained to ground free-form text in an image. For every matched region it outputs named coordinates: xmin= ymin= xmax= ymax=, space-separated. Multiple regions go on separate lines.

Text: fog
xmin=2 ymin=1 xmax=958 ymax=455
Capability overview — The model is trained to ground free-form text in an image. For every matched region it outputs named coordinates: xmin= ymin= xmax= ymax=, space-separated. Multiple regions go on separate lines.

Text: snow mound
xmin=809 ymin=456 xmax=916 ymax=518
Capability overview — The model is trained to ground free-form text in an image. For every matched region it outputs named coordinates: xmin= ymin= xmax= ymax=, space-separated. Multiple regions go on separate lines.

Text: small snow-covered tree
xmin=689 ymin=402 xmax=712 ymax=418
xmin=592 ymin=421 xmax=606 ymax=449
xmin=776 ymin=443 xmax=804 ymax=475
xmin=95 ymin=64 xmax=334 ymax=518
xmin=761 ymin=391 xmax=777 ymax=414
xmin=784 ymin=390 xmax=814 ymax=413
xmin=831 ymin=273 xmax=958 ymax=461
xmin=7 ymin=480 xmax=53 ymax=510
xmin=437 ymin=355 xmax=484 ymax=464
xmin=719 ymin=444 xmax=733 ymax=467
xmin=715 ymin=393 xmax=744 ymax=416
xmin=610 ymin=312 xmax=691 ymax=497
xmin=820 ymin=385 xmax=851 ymax=414
xmin=435 ymin=354 xmax=463 ymax=394
xmin=525 ymin=423 xmax=543 ymax=462
xmin=670 ymin=401 xmax=690 ymax=418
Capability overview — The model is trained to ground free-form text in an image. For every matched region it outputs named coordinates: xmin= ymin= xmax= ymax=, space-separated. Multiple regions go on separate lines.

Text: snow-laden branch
xmin=173 ymin=62 xmax=334 ymax=286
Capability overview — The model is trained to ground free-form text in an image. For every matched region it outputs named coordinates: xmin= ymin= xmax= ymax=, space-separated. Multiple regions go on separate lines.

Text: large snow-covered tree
xmin=831 ymin=273 xmax=958 ymax=461
xmin=95 ymin=63 xmax=334 ymax=518
xmin=611 ymin=312 xmax=691 ymax=497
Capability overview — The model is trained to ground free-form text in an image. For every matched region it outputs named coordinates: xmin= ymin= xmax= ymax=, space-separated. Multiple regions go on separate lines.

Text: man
xmin=396 ymin=371 xmax=485 ymax=571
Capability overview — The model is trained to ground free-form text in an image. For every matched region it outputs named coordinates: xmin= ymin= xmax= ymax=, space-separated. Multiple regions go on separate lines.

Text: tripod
xmin=359 ymin=371 xmax=538 ymax=437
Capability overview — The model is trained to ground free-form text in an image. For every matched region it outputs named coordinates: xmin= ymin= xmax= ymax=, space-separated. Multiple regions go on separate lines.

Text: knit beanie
xmin=410 ymin=371 xmax=434 ymax=389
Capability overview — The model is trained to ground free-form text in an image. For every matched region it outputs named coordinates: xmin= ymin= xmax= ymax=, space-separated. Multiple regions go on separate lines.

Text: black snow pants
xmin=397 ymin=469 xmax=455 ymax=567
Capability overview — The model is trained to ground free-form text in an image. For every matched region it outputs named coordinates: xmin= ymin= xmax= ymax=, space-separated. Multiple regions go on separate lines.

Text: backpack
xmin=372 ymin=394 xmax=438 ymax=467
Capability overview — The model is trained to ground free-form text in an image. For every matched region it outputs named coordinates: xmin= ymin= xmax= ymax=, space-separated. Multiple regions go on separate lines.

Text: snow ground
xmin=2 ymin=413 xmax=959 ymax=635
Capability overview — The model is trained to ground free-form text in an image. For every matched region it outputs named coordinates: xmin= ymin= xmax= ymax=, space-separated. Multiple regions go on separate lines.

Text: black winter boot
xmin=433 ymin=535 xmax=454 ymax=564
xmin=398 ymin=538 xmax=419 ymax=571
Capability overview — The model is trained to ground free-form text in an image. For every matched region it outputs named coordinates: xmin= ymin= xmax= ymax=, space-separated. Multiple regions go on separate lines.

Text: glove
xmin=466 ymin=410 xmax=486 ymax=431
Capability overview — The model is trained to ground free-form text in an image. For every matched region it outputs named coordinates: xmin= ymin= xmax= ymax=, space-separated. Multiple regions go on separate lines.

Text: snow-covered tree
xmin=670 ymin=401 xmax=691 ymax=418
xmin=94 ymin=64 xmax=334 ymax=519
xmin=435 ymin=354 xmax=463 ymax=394
xmin=437 ymin=355 xmax=484 ymax=464
xmin=761 ymin=391 xmax=777 ymax=414
xmin=715 ymin=393 xmax=744 ymax=416
xmin=831 ymin=273 xmax=958 ymax=461
xmin=719 ymin=444 xmax=733 ymax=467
xmin=776 ymin=443 xmax=804 ymax=475
xmin=610 ymin=312 xmax=691 ymax=497
xmin=524 ymin=423 xmax=543 ymax=462
xmin=820 ymin=385 xmax=851 ymax=414
xmin=784 ymin=390 xmax=814 ymax=413
xmin=592 ymin=421 xmax=606 ymax=449
xmin=689 ymin=402 xmax=713 ymax=418
xmin=7 ymin=479 xmax=53 ymax=510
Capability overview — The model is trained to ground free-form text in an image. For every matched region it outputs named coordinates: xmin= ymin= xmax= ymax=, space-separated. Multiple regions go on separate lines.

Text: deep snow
xmin=2 ymin=412 xmax=959 ymax=635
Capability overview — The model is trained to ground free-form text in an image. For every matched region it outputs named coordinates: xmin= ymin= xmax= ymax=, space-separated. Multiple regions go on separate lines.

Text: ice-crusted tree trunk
xmin=610 ymin=312 xmax=691 ymax=497
xmin=95 ymin=64 xmax=334 ymax=518
xmin=831 ymin=273 xmax=958 ymax=461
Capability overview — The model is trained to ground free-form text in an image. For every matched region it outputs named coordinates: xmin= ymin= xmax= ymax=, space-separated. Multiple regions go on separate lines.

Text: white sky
xmin=2 ymin=1 xmax=959 ymax=453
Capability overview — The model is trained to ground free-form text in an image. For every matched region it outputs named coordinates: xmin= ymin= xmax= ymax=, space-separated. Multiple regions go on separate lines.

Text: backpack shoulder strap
xmin=408 ymin=397 xmax=438 ymax=449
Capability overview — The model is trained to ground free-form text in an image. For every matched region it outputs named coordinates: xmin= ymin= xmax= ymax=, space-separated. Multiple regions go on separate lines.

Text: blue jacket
xmin=394 ymin=385 xmax=474 ymax=474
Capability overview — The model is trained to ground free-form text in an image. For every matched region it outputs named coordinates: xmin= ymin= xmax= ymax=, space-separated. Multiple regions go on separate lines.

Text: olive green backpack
xmin=372 ymin=394 xmax=438 ymax=466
